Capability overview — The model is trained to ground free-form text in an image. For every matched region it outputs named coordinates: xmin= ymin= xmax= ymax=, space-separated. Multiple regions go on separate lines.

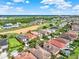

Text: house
xmin=13 ymin=51 xmax=37 ymax=59
xmin=0 ymin=51 xmax=8 ymax=59
xmin=12 ymin=22 xmax=21 ymax=28
xmin=0 ymin=39 xmax=8 ymax=52
xmin=26 ymin=33 xmax=38 ymax=40
xmin=72 ymin=23 xmax=79 ymax=32
xmin=11 ymin=50 xmax=19 ymax=57
xmin=43 ymin=38 xmax=69 ymax=55
xmin=39 ymin=27 xmax=58 ymax=36
xmin=61 ymin=49 xmax=71 ymax=56
xmin=39 ymin=29 xmax=52 ymax=35
xmin=60 ymin=33 xmax=72 ymax=41
xmin=30 ymin=31 xmax=40 ymax=36
xmin=2 ymin=23 xmax=13 ymax=29
xmin=43 ymin=42 xmax=60 ymax=55
xmin=30 ymin=31 xmax=44 ymax=39
xmin=69 ymin=19 xmax=79 ymax=32
xmin=60 ymin=31 xmax=78 ymax=41
xmin=16 ymin=34 xmax=28 ymax=46
xmin=48 ymin=38 xmax=69 ymax=48
xmin=50 ymin=26 xmax=58 ymax=32
xmin=29 ymin=19 xmax=46 ymax=26
xmin=0 ymin=39 xmax=8 ymax=59
xmin=29 ymin=46 xmax=51 ymax=59
xmin=65 ymin=31 xmax=78 ymax=40
xmin=0 ymin=17 xmax=7 ymax=19
xmin=59 ymin=22 xmax=67 ymax=28
xmin=2 ymin=23 xmax=20 ymax=29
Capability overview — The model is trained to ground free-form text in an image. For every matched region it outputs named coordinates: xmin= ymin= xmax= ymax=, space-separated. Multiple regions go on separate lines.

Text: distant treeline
xmin=0 ymin=16 xmax=60 ymax=25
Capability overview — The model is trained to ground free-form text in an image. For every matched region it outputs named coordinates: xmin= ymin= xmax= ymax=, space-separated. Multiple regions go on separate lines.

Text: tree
xmin=28 ymin=40 xmax=37 ymax=48
xmin=73 ymin=40 xmax=79 ymax=47
xmin=42 ymin=34 xmax=49 ymax=40
xmin=0 ymin=34 xmax=7 ymax=38
xmin=42 ymin=26 xmax=48 ymax=29
xmin=50 ymin=33 xmax=54 ymax=38
xmin=51 ymin=53 xmax=56 ymax=59
xmin=3 ymin=35 xmax=7 ymax=38
xmin=49 ymin=24 xmax=53 ymax=27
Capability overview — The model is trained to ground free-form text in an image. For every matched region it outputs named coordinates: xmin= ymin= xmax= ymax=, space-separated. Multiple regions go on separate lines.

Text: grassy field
xmin=8 ymin=38 xmax=23 ymax=52
xmin=0 ymin=25 xmax=40 ymax=34
xmin=0 ymin=22 xmax=51 ymax=34
xmin=68 ymin=47 xmax=79 ymax=59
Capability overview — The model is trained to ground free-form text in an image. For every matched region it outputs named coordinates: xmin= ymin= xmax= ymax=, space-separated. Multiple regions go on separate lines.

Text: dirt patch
xmin=0 ymin=25 xmax=40 ymax=34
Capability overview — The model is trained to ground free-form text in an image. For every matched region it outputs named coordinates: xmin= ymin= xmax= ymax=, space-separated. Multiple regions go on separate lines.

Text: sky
xmin=0 ymin=0 xmax=79 ymax=15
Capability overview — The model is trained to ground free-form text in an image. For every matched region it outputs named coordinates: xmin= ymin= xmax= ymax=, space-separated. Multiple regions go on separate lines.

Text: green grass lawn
xmin=8 ymin=38 xmax=24 ymax=52
xmin=68 ymin=47 xmax=79 ymax=59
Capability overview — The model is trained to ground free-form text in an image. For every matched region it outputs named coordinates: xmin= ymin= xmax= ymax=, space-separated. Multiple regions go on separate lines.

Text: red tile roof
xmin=65 ymin=31 xmax=78 ymax=39
xmin=48 ymin=38 xmax=67 ymax=48
xmin=14 ymin=52 xmax=37 ymax=59
xmin=31 ymin=32 xmax=39 ymax=36
xmin=54 ymin=38 xmax=69 ymax=44
xmin=29 ymin=46 xmax=51 ymax=59
xmin=26 ymin=33 xmax=38 ymax=40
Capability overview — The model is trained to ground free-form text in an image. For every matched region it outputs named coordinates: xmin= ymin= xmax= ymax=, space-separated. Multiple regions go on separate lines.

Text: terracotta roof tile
xmin=48 ymin=40 xmax=65 ymax=48
xmin=14 ymin=52 xmax=37 ymax=59
xmin=29 ymin=46 xmax=51 ymax=59
xmin=26 ymin=33 xmax=37 ymax=39
xmin=66 ymin=31 xmax=78 ymax=39
xmin=44 ymin=43 xmax=60 ymax=55
xmin=48 ymin=38 xmax=68 ymax=48
xmin=54 ymin=38 xmax=69 ymax=44
xmin=31 ymin=32 xmax=39 ymax=36
xmin=60 ymin=31 xmax=78 ymax=41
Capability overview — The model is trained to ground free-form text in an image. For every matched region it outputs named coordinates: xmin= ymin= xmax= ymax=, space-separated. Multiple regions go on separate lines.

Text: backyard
xmin=68 ymin=47 xmax=79 ymax=59
xmin=8 ymin=38 xmax=24 ymax=52
xmin=65 ymin=39 xmax=79 ymax=59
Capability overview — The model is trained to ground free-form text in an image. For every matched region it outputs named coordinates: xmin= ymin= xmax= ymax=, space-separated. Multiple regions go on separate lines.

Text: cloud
xmin=0 ymin=5 xmax=13 ymax=14
xmin=40 ymin=5 xmax=49 ymax=9
xmin=40 ymin=0 xmax=79 ymax=15
xmin=12 ymin=0 xmax=30 ymax=3
xmin=0 ymin=5 xmax=26 ymax=15
xmin=0 ymin=5 xmax=39 ymax=15
xmin=6 ymin=2 xmax=12 ymax=5
xmin=71 ymin=5 xmax=79 ymax=15
xmin=26 ymin=0 xmax=30 ymax=4
xmin=15 ymin=7 xmax=25 ymax=12
xmin=50 ymin=9 xmax=63 ymax=15
xmin=73 ymin=5 xmax=79 ymax=10
xmin=50 ymin=7 xmax=79 ymax=15
xmin=12 ymin=0 xmax=25 ymax=2
xmin=40 ymin=0 xmax=54 ymax=4
xmin=0 ymin=5 xmax=13 ymax=11
xmin=41 ymin=0 xmax=72 ymax=9
xmin=28 ymin=12 xmax=40 ymax=15
xmin=56 ymin=2 xmax=72 ymax=9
